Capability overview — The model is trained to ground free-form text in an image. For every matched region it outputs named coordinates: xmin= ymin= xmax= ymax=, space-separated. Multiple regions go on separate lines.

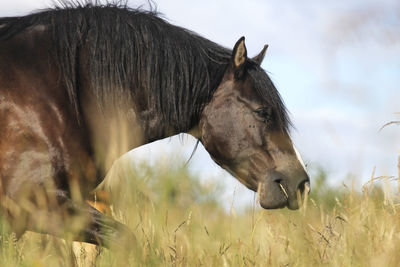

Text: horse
xmin=0 ymin=3 xmax=310 ymax=249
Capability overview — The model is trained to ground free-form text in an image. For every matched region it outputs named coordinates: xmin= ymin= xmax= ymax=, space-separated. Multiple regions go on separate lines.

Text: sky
xmin=2 ymin=0 xmax=400 ymax=209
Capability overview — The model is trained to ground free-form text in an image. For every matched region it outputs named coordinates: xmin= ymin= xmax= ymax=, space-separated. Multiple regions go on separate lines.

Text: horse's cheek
xmin=199 ymin=114 xmax=233 ymax=161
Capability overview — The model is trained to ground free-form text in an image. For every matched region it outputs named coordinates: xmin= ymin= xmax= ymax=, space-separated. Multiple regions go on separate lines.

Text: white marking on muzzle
xmin=293 ymin=144 xmax=307 ymax=173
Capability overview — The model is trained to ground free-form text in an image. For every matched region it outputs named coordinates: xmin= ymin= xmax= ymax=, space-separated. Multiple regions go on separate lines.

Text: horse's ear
xmin=232 ymin=37 xmax=247 ymax=78
xmin=253 ymin=45 xmax=268 ymax=66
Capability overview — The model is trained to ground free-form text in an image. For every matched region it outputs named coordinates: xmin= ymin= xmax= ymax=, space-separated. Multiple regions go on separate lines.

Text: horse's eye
xmin=254 ymin=108 xmax=272 ymax=122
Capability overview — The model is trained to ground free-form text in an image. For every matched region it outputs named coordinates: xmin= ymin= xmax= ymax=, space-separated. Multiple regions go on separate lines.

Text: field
xmin=1 ymin=157 xmax=400 ymax=267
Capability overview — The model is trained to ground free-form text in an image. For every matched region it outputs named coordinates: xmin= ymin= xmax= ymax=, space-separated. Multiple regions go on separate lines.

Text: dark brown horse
xmin=0 ymin=3 xmax=309 ymax=249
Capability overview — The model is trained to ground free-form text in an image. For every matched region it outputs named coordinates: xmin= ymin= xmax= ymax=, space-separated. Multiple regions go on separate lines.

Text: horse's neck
xmin=77 ymin=46 xmax=205 ymax=172
xmin=82 ymin=99 xmax=199 ymax=173
xmin=81 ymin=103 xmax=142 ymax=171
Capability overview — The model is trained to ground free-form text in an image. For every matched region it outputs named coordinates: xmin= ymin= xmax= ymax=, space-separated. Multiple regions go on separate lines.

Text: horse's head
xmin=199 ymin=37 xmax=310 ymax=210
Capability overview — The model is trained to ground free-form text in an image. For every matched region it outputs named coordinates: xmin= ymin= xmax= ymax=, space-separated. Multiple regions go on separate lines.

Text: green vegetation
xmin=1 ymin=160 xmax=399 ymax=266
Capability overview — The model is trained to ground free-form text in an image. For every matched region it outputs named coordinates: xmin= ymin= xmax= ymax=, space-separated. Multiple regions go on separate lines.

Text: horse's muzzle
xmin=258 ymin=171 xmax=310 ymax=210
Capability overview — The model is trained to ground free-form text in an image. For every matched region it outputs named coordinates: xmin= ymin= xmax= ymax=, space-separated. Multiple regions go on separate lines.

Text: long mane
xmin=0 ymin=2 xmax=290 ymax=132
xmin=0 ymin=2 xmax=231 ymax=131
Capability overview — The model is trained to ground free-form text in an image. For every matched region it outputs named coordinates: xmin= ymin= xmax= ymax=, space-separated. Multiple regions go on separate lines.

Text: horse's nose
xmin=297 ymin=179 xmax=311 ymax=196
xmin=287 ymin=176 xmax=310 ymax=210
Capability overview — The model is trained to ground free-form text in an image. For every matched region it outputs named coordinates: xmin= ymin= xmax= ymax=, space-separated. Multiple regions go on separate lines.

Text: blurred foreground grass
xmin=1 ymin=159 xmax=400 ymax=266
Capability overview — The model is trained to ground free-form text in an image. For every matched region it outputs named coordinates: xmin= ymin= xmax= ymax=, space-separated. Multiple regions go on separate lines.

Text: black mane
xmin=0 ymin=2 xmax=290 ymax=132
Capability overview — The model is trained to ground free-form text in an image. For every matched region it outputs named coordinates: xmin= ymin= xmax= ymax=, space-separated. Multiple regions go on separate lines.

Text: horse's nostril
xmin=274 ymin=179 xmax=289 ymax=199
xmin=298 ymin=180 xmax=311 ymax=195
xmin=304 ymin=181 xmax=311 ymax=194
xmin=279 ymin=183 xmax=289 ymax=199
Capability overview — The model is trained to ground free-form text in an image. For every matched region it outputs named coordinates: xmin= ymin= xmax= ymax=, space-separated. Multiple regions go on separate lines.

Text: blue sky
xmin=2 ymin=0 xmax=400 ymax=208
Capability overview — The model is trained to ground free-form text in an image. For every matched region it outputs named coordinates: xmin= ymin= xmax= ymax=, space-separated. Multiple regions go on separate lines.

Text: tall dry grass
xmin=1 ymin=158 xmax=400 ymax=266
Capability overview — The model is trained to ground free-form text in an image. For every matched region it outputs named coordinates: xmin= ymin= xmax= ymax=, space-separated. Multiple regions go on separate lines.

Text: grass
xmin=1 ymin=158 xmax=400 ymax=266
